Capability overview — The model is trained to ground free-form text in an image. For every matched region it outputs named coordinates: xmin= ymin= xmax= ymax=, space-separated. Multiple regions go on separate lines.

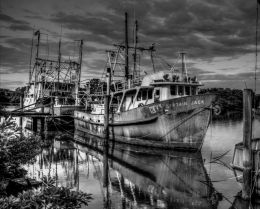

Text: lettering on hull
xmin=148 ymin=99 xmax=205 ymax=114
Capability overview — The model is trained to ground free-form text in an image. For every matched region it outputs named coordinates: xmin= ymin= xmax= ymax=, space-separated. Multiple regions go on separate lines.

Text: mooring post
xmin=19 ymin=94 xmax=24 ymax=128
xmin=242 ymin=89 xmax=253 ymax=199
xmin=103 ymin=68 xmax=111 ymax=188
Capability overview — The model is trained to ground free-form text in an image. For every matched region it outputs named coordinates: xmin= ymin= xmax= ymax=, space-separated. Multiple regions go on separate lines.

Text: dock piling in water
xmin=103 ymin=67 xmax=111 ymax=188
xmin=242 ymin=89 xmax=253 ymax=199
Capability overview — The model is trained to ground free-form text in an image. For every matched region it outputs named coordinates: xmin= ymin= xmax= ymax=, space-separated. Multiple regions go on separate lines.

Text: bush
xmin=0 ymin=120 xmax=93 ymax=208
xmin=0 ymin=177 xmax=93 ymax=209
xmin=0 ymin=118 xmax=41 ymax=181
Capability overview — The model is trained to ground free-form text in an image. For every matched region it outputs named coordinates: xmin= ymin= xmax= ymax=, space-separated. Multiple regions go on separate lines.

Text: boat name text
xmin=149 ymin=100 xmax=205 ymax=114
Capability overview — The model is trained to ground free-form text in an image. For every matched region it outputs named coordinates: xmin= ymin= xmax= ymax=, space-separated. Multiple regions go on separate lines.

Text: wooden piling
xmin=19 ymin=94 xmax=23 ymax=128
xmin=242 ymin=89 xmax=253 ymax=199
xmin=103 ymin=68 xmax=111 ymax=187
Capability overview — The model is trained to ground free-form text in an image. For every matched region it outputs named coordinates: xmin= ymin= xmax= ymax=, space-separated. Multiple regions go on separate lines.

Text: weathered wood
xmin=243 ymin=89 xmax=253 ymax=149
xmin=242 ymin=89 xmax=253 ymax=199
xmin=103 ymin=68 xmax=111 ymax=187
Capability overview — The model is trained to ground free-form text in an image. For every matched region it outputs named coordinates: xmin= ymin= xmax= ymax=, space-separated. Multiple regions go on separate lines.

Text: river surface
xmin=20 ymin=113 xmax=260 ymax=209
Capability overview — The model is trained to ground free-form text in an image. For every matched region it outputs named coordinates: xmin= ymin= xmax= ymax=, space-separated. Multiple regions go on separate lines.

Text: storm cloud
xmin=0 ymin=0 xmax=259 ymax=91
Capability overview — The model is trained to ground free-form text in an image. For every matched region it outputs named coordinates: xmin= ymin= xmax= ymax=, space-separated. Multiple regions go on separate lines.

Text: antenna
xmin=57 ymin=25 xmax=62 ymax=84
xmin=125 ymin=12 xmax=129 ymax=87
xmin=28 ymin=30 xmax=34 ymax=83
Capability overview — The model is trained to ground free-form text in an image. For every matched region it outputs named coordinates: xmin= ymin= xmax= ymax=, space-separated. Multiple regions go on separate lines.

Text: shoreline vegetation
xmin=0 ymin=118 xmax=92 ymax=209
xmin=198 ymin=88 xmax=243 ymax=114
xmin=0 ymin=87 xmax=26 ymax=106
xmin=199 ymin=88 xmax=260 ymax=111
xmin=1 ymin=86 xmax=259 ymax=113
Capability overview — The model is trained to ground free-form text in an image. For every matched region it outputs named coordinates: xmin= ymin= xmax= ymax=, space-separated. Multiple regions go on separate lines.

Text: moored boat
xmin=23 ymin=30 xmax=84 ymax=117
xmin=74 ymin=14 xmax=217 ymax=150
xmin=21 ymin=31 xmax=84 ymax=131
xmin=74 ymin=71 xmax=215 ymax=150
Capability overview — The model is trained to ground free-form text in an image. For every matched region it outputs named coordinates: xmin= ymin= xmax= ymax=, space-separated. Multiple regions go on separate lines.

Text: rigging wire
xmin=255 ymin=0 xmax=259 ymax=96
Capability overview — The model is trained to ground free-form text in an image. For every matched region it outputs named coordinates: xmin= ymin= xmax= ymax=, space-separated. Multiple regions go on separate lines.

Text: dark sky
xmin=0 ymin=0 xmax=259 ymax=92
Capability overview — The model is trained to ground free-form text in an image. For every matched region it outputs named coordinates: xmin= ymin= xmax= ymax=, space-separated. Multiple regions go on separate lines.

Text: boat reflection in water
xmin=25 ymin=132 xmax=221 ymax=209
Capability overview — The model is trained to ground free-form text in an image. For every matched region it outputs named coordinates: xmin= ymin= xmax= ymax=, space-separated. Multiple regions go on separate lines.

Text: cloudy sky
xmin=0 ymin=0 xmax=259 ymax=92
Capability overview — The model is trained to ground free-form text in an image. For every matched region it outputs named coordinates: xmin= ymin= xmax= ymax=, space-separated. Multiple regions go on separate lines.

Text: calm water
xmin=22 ymin=114 xmax=260 ymax=209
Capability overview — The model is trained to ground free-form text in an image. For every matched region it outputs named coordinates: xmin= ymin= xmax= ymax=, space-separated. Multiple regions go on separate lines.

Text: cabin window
xmin=185 ymin=86 xmax=190 ymax=95
xmin=121 ymin=96 xmax=127 ymax=112
xmin=110 ymin=92 xmax=123 ymax=112
xmin=178 ymin=86 xmax=184 ymax=95
xmin=170 ymin=86 xmax=176 ymax=95
xmin=154 ymin=89 xmax=160 ymax=102
xmin=191 ymin=87 xmax=197 ymax=95
xmin=142 ymin=89 xmax=147 ymax=100
xmin=122 ymin=89 xmax=137 ymax=111
xmin=137 ymin=91 xmax=142 ymax=101
xmin=116 ymin=95 xmax=123 ymax=105
xmin=148 ymin=89 xmax=153 ymax=99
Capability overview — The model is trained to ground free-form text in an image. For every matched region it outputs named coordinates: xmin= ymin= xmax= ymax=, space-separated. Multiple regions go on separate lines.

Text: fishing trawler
xmin=23 ymin=30 xmax=84 ymax=117
xmin=74 ymin=13 xmax=217 ymax=150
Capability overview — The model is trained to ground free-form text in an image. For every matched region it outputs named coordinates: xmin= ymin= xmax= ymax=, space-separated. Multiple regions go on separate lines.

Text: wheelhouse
xmin=150 ymin=81 xmax=202 ymax=101
xmin=110 ymin=86 xmax=154 ymax=113
xmin=109 ymin=79 xmax=201 ymax=113
xmin=24 ymin=81 xmax=77 ymax=106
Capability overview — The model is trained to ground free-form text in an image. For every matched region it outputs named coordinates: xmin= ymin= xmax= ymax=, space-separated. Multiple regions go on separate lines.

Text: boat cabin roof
xmin=27 ymin=81 xmax=75 ymax=85
xmin=150 ymin=81 xmax=203 ymax=87
xmin=111 ymin=86 xmax=153 ymax=96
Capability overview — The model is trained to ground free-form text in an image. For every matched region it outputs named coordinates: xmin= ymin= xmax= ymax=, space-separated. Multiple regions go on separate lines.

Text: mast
xmin=150 ymin=44 xmax=155 ymax=73
xmin=125 ymin=12 xmax=129 ymax=87
xmin=78 ymin=40 xmax=83 ymax=85
xmin=28 ymin=31 xmax=34 ymax=83
xmin=57 ymin=38 xmax=61 ymax=84
xmin=35 ymin=30 xmax=40 ymax=60
xmin=34 ymin=30 xmax=40 ymax=84
xmin=180 ymin=52 xmax=187 ymax=79
xmin=133 ymin=20 xmax=138 ymax=79
xmin=75 ymin=40 xmax=83 ymax=106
